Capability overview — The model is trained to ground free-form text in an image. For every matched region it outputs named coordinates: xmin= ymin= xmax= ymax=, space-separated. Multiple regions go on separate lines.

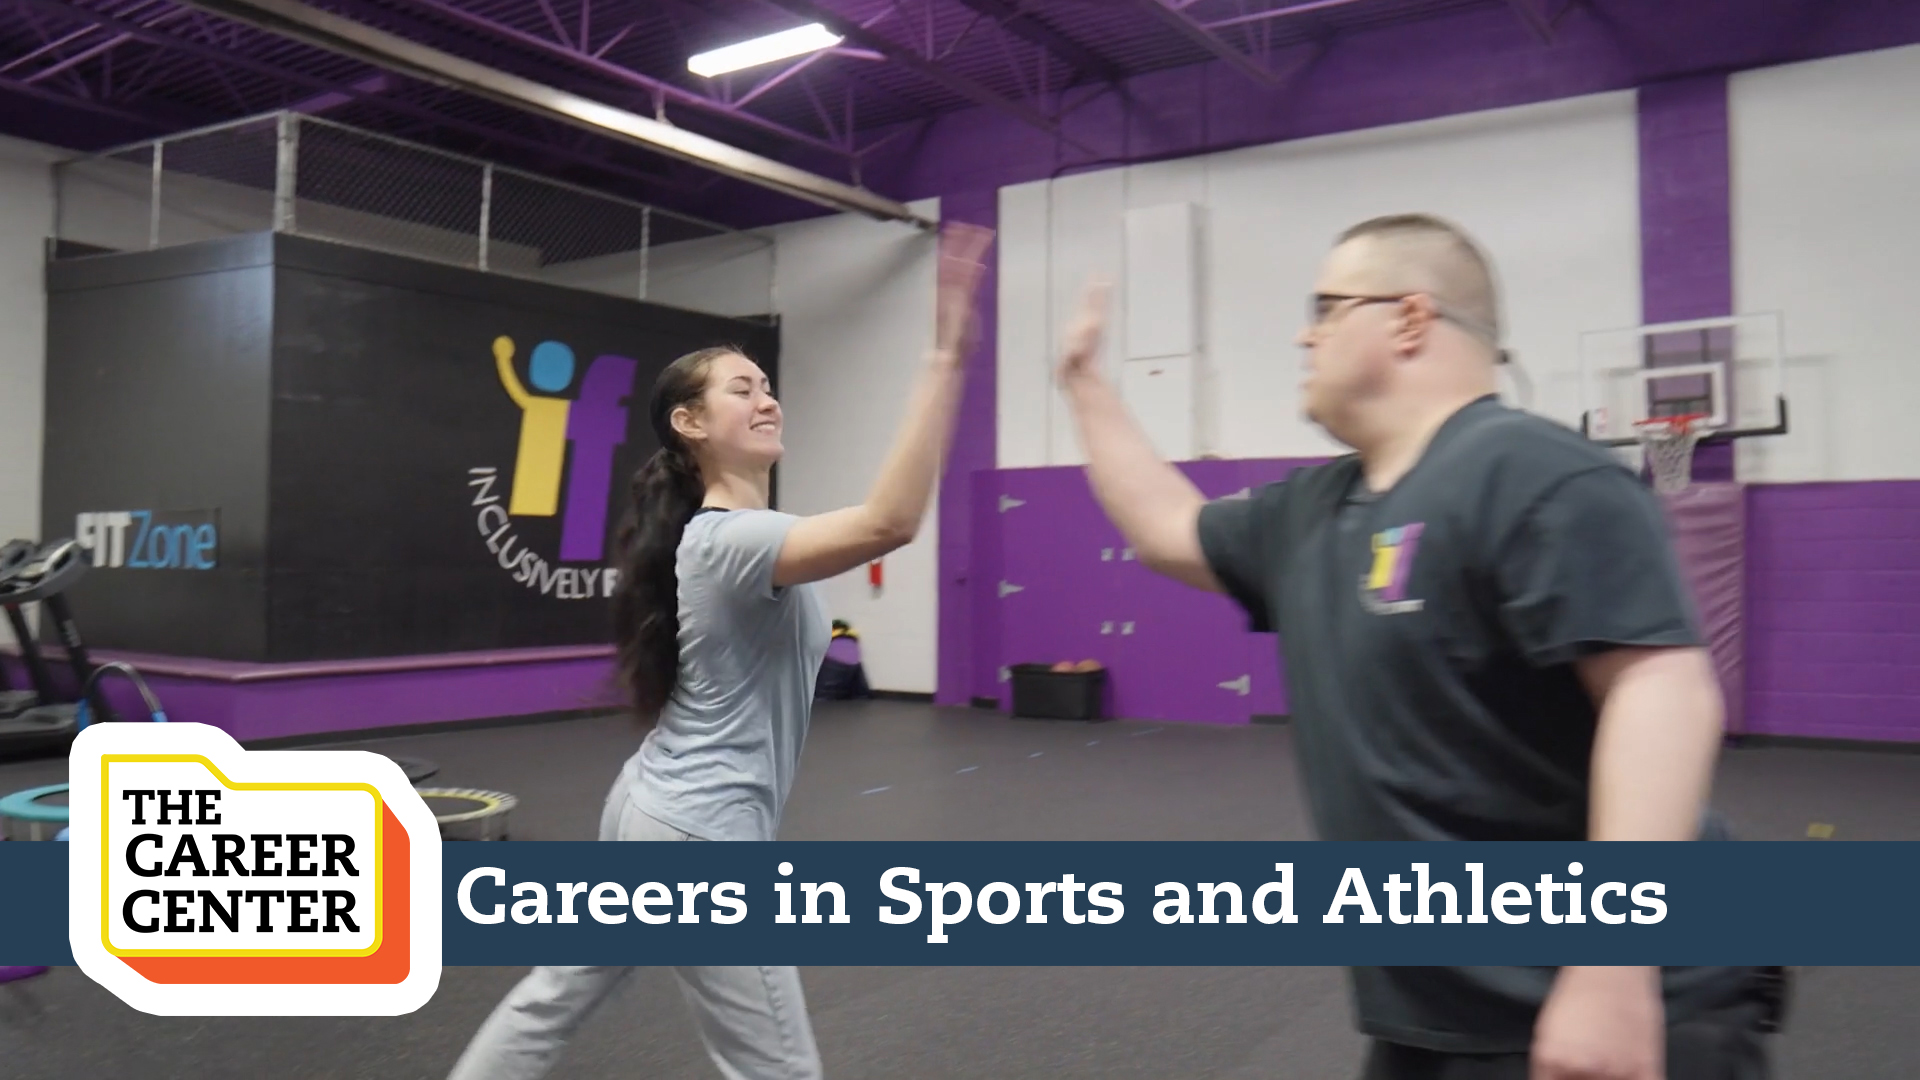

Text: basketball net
xmin=1634 ymin=414 xmax=1705 ymax=494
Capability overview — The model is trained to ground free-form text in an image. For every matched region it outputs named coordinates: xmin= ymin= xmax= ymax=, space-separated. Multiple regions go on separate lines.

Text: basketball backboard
xmin=1577 ymin=313 xmax=1790 ymax=449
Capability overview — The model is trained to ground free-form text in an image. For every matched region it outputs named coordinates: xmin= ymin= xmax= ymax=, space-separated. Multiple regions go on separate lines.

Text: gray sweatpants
xmin=445 ymin=780 xmax=823 ymax=1080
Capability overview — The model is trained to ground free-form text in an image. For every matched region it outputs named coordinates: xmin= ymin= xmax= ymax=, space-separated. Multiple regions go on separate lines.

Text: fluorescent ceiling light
xmin=688 ymin=23 xmax=843 ymax=78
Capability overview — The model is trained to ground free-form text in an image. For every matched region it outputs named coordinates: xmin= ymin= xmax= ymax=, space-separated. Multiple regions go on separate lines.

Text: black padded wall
xmin=39 ymin=232 xmax=779 ymax=663
xmin=41 ymin=235 xmax=276 ymax=660
xmin=265 ymin=234 xmax=779 ymax=661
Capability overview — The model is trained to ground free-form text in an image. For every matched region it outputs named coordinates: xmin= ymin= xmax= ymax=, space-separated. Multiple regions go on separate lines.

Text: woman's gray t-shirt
xmin=623 ymin=508 xmax=832 ymax=841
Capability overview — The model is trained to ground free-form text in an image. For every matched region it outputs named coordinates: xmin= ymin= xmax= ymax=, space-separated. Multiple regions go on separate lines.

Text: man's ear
xmin=1393 ymin=295 xmax=1438 ymax=357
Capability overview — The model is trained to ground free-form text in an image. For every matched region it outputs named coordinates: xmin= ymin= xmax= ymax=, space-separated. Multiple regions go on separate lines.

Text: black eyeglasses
xmin=1308 ymin=291 xmax=1504 ymax=354
xmin=1309 ymin=292 xmax=1410 ymax=326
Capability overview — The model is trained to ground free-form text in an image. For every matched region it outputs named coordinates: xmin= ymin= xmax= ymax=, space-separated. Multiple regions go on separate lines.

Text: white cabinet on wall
xmin=1121 ymin=355 xmax=1197 ymax=462
xmin=1121 ymin=202 xmax=1204 ymax=460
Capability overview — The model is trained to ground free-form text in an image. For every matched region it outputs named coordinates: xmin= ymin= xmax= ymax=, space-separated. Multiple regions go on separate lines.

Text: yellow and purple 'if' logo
xmin=1360 ymin=523 xmax=1426 ymax=614
xmin=492 ymin=335 xmax=634 ymax=565
xmin=466 ymin=336 xmax=635 ymax=601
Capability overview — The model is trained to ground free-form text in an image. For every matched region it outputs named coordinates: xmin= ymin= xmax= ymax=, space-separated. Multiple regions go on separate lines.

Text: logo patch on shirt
xmin=1361 ymin=523 xmax=1425 ymax=614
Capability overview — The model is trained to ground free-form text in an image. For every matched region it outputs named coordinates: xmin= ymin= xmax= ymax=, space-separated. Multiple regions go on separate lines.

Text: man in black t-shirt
xmin=1054 ymin=215 xmax=1779 ymax=1079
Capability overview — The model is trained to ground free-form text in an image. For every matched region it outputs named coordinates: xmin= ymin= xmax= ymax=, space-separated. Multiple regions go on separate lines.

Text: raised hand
xmin=935 ymin=223 xmax=995 ymax=360
xmin=1056 ymin=279 xmax=1111 ymax=386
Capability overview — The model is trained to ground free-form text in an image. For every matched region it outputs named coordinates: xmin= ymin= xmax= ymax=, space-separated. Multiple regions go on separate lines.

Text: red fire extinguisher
xmin=868 ymin=559 xmax=883 ymax=595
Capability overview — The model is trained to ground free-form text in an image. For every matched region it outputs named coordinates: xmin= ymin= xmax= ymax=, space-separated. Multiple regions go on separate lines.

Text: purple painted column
xmin=1638 ymin=74 xmax=1734 ymax=483
xmin=1637 ymin=77 xmax=1745 ymax=734
xmin=936 ymin=189 xmax=997 ymax=706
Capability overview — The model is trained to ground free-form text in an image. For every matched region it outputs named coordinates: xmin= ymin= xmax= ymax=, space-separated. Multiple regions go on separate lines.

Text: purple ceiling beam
xmin=1 ymin=20 xmax=113 ymax=75
xmin=0 ymin=70 xmax=148 ymax=121
xmin=386 ymin=0 xmax=852 ymax=160
xmin=1202 ymin=0 xmax=1372 ymax=32
xmin=17 ymin=0 xmax=189 ymax=86
xmin=755 ymin=0 xmax=1079 ymax=143
xmin=949 ymin=0 xmax=1127 ymax=83
xmin=15 ymin=0 xmax=326 ymax=85
xmin=21 ymin=31 xmax=134 ymax=83
xmin=588 ymin=22 xmax=632 ymax=59
xmin=1504 ymin=0 xmax=1555 ymax=44
xmin=532 ymin=0 xmax=572 ymax=51
xmin=1135 ymin=0 xmax=1280 ymax=85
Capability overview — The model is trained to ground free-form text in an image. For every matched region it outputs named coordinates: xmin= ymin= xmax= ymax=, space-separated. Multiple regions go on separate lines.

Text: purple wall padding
xmin=1746 ymin=482 xmax=1920 ymax=744
xmin=1 ymin=646 xmax=620 ymax=743
xmin=935 ymin=190 xmax=998 ymax=706
xmin=972 ymin=466 xmax=1920 ymax=742
xmin=1662 ymin=483 xmax=1747 ymax=734
xmin=969 ymin=468 xmax=1006 ymax=705
xmin=979 ymin=458 xmax=1328 ymax=724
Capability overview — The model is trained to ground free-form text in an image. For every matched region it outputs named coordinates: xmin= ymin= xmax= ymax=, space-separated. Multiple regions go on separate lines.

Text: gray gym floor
xmin=3 ymin=701 xmax=1917 ymax=1078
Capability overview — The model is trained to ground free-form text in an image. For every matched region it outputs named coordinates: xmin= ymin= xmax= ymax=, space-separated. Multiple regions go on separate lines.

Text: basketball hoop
xmin=1634 ymin=414 xmax=1706 ymax=494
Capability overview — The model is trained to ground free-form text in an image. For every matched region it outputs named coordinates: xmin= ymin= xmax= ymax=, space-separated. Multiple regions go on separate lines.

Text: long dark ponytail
xmin=612 ymin=347 xmax=734 ymax=721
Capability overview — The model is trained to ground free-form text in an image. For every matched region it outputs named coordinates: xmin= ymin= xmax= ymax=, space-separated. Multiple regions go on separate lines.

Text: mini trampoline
xmin=416 ymin=787 xmax=517 ymax=841
xmin=0 ymin=783 xmax=67 ymax=841
xmin=385 ymin=756 xmax=440 ymax=785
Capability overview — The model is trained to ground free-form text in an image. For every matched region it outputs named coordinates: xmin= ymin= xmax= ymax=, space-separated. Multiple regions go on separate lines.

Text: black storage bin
xmin=1009 ymin=664 xmax=1108 ymax=721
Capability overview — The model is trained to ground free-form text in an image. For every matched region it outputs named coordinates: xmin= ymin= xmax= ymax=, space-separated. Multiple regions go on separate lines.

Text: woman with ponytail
xmin=447 ymin=222 xmax=994 ymax=1080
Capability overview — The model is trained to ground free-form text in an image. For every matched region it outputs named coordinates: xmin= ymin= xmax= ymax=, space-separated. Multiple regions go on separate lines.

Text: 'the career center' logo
xmin=67 ymin=722 xmax=442 ymax=1015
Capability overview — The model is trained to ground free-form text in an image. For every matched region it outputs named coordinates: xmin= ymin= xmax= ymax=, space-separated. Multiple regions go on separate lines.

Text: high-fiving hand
xmin=1056 ymin=279 xmax=1112 ymax=387
xmin=935 ymin=223 xmax=995 ymax=360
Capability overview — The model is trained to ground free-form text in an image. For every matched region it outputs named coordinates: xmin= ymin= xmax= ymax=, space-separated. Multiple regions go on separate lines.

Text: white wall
xmin=0 ymin=135 xmax=55 ymax=552
xmin=767 ymin=199 xmax=942 ymax=694
xmin=997 ymin=92 xmax=1644 ymax=466
xmin=1732 ymin=42 xmax=1920 ymax=483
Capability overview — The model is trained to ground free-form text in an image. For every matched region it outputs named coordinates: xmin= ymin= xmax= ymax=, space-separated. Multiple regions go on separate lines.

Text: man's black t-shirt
xmin=1196 ymin=395 xmax=1757 ymax=1053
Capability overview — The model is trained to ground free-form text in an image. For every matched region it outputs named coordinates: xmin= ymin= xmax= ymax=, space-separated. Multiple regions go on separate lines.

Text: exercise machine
xmin=0 ymin=539 xmax=115 ymax=760
xmin=0 ymin=540 xmax=40 ymax=718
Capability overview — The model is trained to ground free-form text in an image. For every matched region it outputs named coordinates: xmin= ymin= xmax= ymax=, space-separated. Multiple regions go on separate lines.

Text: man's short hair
xmin=1337 ymin=214 xmax=1500 ymax=344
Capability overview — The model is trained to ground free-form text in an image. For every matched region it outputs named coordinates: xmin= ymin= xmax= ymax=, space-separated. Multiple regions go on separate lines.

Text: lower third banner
xmin=6 ymin=841 xmax=1913 ymax=968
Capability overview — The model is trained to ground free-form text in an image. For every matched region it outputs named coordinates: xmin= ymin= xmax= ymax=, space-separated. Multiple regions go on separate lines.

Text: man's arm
xmin=1496 ymin=465 xmax=1728 ymax=1080
xmin=1055 ymin=283 xmax=1223 ymax=593
xmin=1579 ymin=645 xmax=1725 ymax=841
xmin=1528 ymin=646 xmax=1725 ymax=1078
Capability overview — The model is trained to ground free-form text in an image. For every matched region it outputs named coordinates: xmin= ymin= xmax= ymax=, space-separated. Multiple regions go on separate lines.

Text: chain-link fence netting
xmin=54 ymin=144 xmax=156 ymax=255
xmin=489 ymin=165 xmax=652 ymax=291
xmin=156 ymin=116 xmax=280 ymax=247
xmin=52 ymin=111 xmax=773 ymax=314
xmin=291 ymin=117 xmax=486 ymax=268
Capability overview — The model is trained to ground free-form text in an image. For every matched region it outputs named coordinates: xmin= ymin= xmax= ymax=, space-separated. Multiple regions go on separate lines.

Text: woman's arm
xmin=772 ymin=223 xmax=993 ymax=588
